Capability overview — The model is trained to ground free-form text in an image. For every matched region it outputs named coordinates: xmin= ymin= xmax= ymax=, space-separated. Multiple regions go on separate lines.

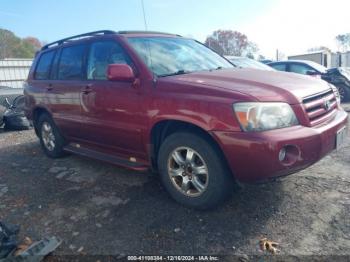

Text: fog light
xmin=278 ymin=145 xmax=300 ymax=166
xmin=278 ymin=147 xmax=286 ymax=162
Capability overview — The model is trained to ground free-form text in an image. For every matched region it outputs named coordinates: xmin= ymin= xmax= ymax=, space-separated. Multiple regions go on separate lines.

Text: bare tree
xmin=335 ymin=34 xmax=350 ymax=52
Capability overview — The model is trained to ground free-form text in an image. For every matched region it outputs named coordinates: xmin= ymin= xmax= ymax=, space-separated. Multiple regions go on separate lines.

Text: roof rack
xmin=118 ymin=30 xmax=181 ymax=37
xmin=41 ymin=30 xmax=116 ymax=50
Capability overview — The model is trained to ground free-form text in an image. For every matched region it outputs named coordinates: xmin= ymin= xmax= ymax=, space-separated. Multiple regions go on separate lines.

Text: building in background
xmin=332 ymin=51 xmax=350 ymax=68
xmin=0 ymin=59 xmax=33 ymax=88
xmin=288 ymin=51 xmax=350 ymax=68
xmin=288 ymin=50 xmax=332 ymax=68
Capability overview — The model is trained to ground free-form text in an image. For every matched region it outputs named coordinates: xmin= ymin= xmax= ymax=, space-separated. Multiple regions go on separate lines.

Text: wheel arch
xmin=149 ymin=119 xmax=230 ymax=173
xmin=32 ymin=106 xmax=52 ymax=136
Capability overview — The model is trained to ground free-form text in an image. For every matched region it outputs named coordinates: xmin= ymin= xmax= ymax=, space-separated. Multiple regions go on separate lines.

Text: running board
xmin=64 ymin=143 xmax=149 ymax=171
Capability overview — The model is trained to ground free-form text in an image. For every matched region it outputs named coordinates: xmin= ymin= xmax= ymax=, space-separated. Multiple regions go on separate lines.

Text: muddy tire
xmin=37 ymin=113 xmax=67 ymax=158
xmin=158 ymin=132 xmax=233 ymax=209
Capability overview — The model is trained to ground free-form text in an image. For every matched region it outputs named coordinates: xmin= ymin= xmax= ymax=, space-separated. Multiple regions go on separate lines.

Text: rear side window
xmin=58 ymin=45 xmax=86 ymax=80
xmin=35 ymin=51 xmax=55 ymax=80
xmin=270 ymin=63 xmax=286 ymax=71
xmin=87 ymin=41 xmax=131 ymax=80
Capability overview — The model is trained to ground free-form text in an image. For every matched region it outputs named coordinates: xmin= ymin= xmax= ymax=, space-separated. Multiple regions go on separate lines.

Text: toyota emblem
xmin=324 ymin=100 xmax=331 ymax=111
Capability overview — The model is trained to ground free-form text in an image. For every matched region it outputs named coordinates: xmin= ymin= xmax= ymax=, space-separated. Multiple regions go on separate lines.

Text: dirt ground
xmin=0 ymin=107 xmax=349 ymax=260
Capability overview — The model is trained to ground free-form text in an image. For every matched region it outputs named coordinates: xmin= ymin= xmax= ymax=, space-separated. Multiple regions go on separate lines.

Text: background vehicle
xmin=2 ymin=95 xmax=31 ymax=130
xmin=268 ymin=60 xmax=350 ymax=102
xmin=25 ymin=31 xmax=348 ymax=209
xmin=0 ymin=87 xmax=30 ymax=129
xmin=225 ymin=56 xmax=275 ymax=71
xmin=0 ymin=86 xmax=23 ymax=107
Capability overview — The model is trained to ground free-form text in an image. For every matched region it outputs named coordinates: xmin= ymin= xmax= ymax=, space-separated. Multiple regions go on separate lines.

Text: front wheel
xmin=158 ymin=132 xmax=234 ymax=209
xmin=336 ymin=84 xmax=350 ymax=102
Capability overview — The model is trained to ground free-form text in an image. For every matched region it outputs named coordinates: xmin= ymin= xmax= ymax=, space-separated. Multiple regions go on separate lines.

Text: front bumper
xmin=212 ymin=109 xmax=348 ymax=183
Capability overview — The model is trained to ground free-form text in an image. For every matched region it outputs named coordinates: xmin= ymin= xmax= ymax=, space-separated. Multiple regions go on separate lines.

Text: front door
xmin=79 ymin=40 xmax=146 ymax=160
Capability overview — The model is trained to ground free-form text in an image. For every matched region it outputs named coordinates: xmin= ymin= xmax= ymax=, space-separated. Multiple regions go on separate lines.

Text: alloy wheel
xmin=167 ymin=147 xmax=209 ymax=197
xmin=41 ymin=122 xmax=56 ymax=151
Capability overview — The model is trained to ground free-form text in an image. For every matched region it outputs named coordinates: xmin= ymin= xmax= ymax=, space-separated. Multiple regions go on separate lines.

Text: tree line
xmin=1 ymin=27 xmax=350 ymax=60
xmin=0 ymin=28 xmax=42 ymax=59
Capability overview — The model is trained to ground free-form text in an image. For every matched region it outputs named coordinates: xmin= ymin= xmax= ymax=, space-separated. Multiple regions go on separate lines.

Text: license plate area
xmin=336 ymin=126 xmax=347 ymax=150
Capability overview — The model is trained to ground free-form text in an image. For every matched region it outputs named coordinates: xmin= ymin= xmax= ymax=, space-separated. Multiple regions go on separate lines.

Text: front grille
xmin=302 ymin=89 xmax=337 ymax=126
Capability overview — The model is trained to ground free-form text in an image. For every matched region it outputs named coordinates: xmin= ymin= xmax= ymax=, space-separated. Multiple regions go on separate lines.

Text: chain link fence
xmin=0 ymin=59 xmax=33 ymax=88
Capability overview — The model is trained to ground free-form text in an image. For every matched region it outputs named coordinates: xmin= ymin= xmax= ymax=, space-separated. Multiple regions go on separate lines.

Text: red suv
xmin=25 ymin=30 xmax=348 ymax=209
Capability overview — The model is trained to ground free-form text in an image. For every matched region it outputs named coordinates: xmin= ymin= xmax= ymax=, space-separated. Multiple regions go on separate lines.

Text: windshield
xmin=228 ymin=57 xmax=274 ymax=71
xmin=304 ymin=60 xmax=328 ymax=73
xmin=126 ymin=37 xmax=234 ymax=77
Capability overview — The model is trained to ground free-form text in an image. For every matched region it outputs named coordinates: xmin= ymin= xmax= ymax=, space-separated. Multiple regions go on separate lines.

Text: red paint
xmin=25 ymin=32 xmax=348 ymax=183
xmin=107 ymin=64 xmax=135 ymax=81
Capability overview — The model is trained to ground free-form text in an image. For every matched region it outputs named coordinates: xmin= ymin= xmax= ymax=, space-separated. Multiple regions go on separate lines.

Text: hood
xmin=162 ymin=68 xmax=331 ymax=104
xmin=337 ymin=67 xmax=350 ymax=80
xmin=326 ymin=67 xmax=350 ymax=82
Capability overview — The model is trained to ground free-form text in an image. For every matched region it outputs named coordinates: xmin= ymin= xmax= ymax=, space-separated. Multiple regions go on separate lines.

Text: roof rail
xmin=118 ymin=30 xmax=181 ymax=37
xmin=41 ymin=30 xmax=116 ymax=50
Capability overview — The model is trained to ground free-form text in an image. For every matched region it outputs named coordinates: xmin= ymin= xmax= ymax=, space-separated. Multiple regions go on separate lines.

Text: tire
xmin=0 ymin=105 xmax=5 ymax=126
xmin=157 ymin=132 xmax=234 ymax=209
xmin=336 ymin=84 xmax=350 ymax=102
xmin=37 ymin=113 xmax=67 ymax=158
xmin=3 ymin=115 xmax=31 ymax=130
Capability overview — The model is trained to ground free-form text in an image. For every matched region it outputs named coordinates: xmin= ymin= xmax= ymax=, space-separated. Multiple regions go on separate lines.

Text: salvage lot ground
xmin=0 ymin=107 xmax=350 ymax=259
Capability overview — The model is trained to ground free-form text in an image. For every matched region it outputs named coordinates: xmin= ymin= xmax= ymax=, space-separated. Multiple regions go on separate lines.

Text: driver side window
xmin=289 ymin=64 xmax=313 ymax=75
xmin=87 ymin=41 xmax=131 ymax=80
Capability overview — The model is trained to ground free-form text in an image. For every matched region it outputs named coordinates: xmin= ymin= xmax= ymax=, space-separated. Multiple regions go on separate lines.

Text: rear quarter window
xmin=34 ymin=50 xmax=56 ymax=80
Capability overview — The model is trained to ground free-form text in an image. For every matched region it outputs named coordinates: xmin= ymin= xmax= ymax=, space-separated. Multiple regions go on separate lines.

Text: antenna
xmin=141 ymin=0 xmax=148 ymax=31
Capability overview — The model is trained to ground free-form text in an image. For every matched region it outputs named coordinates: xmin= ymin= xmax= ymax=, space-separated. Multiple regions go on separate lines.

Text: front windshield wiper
xmin=158 ymin=70 xmax=190 ymax=77
xmin=209 ymin=66 xmax=225 ymax=71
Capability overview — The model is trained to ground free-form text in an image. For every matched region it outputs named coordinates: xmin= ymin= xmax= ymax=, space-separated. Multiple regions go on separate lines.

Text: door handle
xmin=82 ymin=84 xmax=93 ymax=94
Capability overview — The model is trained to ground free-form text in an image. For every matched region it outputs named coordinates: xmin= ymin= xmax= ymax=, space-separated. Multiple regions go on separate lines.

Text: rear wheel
xmin=37 ymin=113 xmax=67 ymax=158
xmin=158 ymin=132 xmax=233 ymax=209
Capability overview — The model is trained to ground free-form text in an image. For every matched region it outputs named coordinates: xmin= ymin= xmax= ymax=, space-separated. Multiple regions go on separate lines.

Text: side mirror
xmin=107 ymin=64 xmax=135 ymax=82
xmin=306 ymin=70 xmax=319 ymax=76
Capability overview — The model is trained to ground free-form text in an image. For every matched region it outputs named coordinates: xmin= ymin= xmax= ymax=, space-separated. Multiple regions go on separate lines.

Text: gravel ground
xmin=0 ymin=107 xmax=349 ymax=260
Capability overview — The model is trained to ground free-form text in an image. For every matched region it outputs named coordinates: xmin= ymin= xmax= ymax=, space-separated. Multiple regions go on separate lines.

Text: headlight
xmin=233 ymin=102 xmax=299 ymax=132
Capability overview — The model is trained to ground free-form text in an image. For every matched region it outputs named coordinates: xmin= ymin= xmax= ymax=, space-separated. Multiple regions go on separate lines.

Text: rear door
xmin=30 ymin=48 xmax=56 ymax=106
xmin=79 ymin=39 xmax=145 ymax=159
xmin=47 ymin=43 xmax=87 ymax=139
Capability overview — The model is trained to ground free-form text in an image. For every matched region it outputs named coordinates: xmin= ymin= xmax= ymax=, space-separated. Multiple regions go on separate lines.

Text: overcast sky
xmin=1 ymin=0 xmax=349 ymax=59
